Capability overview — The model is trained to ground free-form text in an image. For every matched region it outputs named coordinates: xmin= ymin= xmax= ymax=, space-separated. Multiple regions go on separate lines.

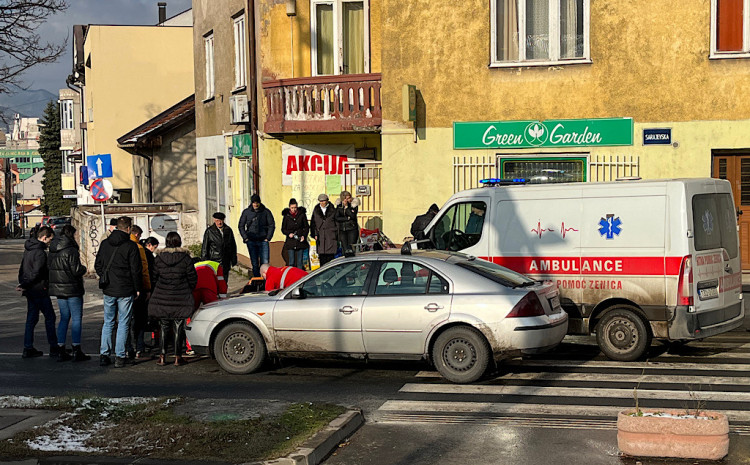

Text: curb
xmin=245 ymin=409 xmax=364 ymax=465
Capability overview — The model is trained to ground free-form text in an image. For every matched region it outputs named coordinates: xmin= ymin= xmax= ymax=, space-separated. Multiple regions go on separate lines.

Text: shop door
xmin=712 ymin=154 xmax=750 ymax=269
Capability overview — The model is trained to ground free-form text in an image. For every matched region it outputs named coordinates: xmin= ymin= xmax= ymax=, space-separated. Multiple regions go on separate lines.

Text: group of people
xmin=236 ymin=191 xmax=360 ymax=276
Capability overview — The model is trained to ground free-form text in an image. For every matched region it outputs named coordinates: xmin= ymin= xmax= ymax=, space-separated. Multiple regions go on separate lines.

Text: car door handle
xmin=339 ymin=306 xmax=358 ymax=314
xmin=424 ymin=303 xmax=444 ymax=312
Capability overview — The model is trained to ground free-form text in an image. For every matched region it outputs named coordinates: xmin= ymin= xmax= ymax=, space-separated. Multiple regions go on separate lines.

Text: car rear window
xmin=692 ymin=193 xmax=739 ymax=258
xmin=456 ymin=259 xmax=535 ymax=288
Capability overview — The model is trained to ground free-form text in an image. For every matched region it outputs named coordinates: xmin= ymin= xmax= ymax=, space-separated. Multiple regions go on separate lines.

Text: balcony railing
xmin=263 ymin=73 xmax=382 ymax=134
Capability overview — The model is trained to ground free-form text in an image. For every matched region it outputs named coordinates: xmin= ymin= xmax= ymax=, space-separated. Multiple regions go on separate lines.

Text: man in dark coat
xmin=201 ymin=211 xmax=238 ymax=283
xmin=238 ymin=194 xmax=275 ymax=277
xmin=335 ymin=191 xmax=360 ymax=255
xmin=310 ymin=193 xmax=338 ymax=266
xmin=281 ymin=198 xmax=309 ymax=270
xmin=410 ymin=203 xmax=440 ymax=240
xmin=17 ymin=226 xmax=58 ymax=358
xmin=94 ymin=216 xmax=143 ymax=368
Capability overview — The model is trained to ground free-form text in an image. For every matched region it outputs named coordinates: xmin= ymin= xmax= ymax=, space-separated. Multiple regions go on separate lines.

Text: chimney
xmin=158 ymin=2 xmax=167 ymax=24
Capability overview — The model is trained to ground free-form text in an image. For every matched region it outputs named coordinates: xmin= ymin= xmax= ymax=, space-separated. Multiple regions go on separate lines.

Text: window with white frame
xmin=711 ymin=0 xmax=750 ymax=56
xmin=311 ymin=0 xmax=370 ymax=75
xmin=61 ymin=150 xmax=75 ymax=174
xmin=204 ymin=32 xmax=215 ymax=99
xmin=233 ymin=14 xmax=247 ymax=89
xmin=60 ymin=100 xmax=74 ymax=130
xmin=491 ymin=0 xmax=590 ymax=66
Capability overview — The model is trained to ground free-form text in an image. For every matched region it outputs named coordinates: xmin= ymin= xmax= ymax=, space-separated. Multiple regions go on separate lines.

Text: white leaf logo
xmin=530 ymin=124 xmax=544 ymax=140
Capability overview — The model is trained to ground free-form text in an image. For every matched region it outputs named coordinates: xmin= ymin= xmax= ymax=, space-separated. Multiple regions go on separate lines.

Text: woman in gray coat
xmin=310 ymin=193 xmax=338 ymax=266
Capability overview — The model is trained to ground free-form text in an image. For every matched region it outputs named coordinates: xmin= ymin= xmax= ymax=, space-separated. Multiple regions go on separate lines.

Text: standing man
xmin=238 ymin=194 xmax=275 ymax=277
xmin=95 ymin=216 xmax=142 ymax=368
xmin=310 ymin=193 xmax=338 ymax=266
xmin=17 ymin=226 xmax=59 ymax=358
xmin=410 ymin=203 xmax=440 ymax=240
xmin=201 ymin=212 xmax=238 ymax=283
xmin=128 ymin=225 xmax=151 ymax=359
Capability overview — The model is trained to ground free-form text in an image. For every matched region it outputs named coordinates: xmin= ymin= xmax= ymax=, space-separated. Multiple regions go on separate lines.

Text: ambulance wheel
xmin=213 ymin=322 xmax=267 ymax=375
xmin=596 ymin=307 xmax=651 ymax=361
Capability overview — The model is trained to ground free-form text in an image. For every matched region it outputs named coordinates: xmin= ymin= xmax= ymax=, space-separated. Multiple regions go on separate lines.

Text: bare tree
xmin=0 ymin=0 xmax=68 ymax=95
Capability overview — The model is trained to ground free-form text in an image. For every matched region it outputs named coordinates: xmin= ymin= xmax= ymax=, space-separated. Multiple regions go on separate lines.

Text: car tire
xmin=432 ymin=326 xmax=490 ymax=383
xmin=596 ymin=307 xmax=652 ymax=361
xmin=213 ymin=322 xmax=267 ymax=375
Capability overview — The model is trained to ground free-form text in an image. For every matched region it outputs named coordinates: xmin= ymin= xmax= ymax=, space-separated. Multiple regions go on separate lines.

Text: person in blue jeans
xmin=238 ymin=194 xmax=275 ymax=277
xmin=94 ymin=216 xmax=143 ymax=368
xmin=17 ymin=226 xmax=58 ymax=358
xmin=48 ymin=225 xmax=90 ymax=362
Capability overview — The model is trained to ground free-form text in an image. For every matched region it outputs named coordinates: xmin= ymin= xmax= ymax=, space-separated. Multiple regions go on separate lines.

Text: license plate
xmin=698 ymin=287 xmax=719 ymax=300
xmin=548 ymin=295 xmax=561 ymax=311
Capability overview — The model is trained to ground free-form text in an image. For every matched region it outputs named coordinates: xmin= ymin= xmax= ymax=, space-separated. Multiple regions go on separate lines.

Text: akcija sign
xmin=453 ymin=118 xmax=634 ymax=149
xmin=281 ymin=144 xmax=359 ymax=186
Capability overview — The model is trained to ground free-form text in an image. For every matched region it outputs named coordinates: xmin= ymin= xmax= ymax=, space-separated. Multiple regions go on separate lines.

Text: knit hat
xmin=251 ymin=194 xmax=261 ymax=204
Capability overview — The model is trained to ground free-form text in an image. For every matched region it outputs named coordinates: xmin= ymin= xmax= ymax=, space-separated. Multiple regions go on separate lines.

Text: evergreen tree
xmin=39 ymin=99 xmax=73 ymax=216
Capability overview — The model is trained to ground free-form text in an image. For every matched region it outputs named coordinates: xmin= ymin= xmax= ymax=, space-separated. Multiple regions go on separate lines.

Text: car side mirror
xmin=291 ymin=287 xmax=305 ymax=299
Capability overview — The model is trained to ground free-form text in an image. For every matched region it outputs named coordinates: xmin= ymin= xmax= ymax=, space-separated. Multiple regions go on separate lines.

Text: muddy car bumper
xmin=668 ymin=302 xmax=744 ymax=340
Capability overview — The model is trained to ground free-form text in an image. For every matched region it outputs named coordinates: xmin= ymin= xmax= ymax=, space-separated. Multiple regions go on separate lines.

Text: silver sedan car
xmin=186 ymin=250 xmax=568 ymax=383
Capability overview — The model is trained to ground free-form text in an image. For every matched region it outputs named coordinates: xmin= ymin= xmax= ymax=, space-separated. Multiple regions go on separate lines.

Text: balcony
xmin=263 ymin=73 xmax=381 ymax=134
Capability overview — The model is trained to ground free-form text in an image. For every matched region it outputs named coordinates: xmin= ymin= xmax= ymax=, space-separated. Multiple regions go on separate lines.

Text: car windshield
xmin=456 ymin=258 xmax=535 ymax=288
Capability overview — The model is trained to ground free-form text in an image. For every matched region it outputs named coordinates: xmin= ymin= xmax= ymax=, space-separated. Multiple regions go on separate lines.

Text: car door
xmin=361 ymin=260 xmax=452 ymax=357
xmin=273 ymin=261 xmax=374 ymax=355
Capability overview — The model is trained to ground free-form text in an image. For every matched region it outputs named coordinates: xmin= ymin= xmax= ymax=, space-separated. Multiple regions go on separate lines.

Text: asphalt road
xmin=3 ymin=238 xmax=750 ymax=465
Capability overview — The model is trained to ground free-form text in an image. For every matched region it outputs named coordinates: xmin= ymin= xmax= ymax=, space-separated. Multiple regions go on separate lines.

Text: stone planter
xmin=617 ymin=409 xmax=729 ymax=460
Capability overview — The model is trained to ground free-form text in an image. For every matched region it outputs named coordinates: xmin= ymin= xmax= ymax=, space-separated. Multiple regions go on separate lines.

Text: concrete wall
xmin=83 ymin=26 xmax=194 ymax=192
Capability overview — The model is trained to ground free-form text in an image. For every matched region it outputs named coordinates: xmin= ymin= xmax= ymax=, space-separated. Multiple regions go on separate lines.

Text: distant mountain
xmin=0 ymin=89 xmax=57 ymax=126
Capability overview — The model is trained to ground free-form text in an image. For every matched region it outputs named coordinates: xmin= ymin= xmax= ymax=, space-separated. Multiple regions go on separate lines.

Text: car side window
xmin=428 ymin=272 xmax=449 ymax=294
xmin=301 ymin=262 xmax=372 ymax=297
xmin=431 ymin=201 xmax=486 ymax=251
xmin=374 ymin=261 xmax=437 ymax=296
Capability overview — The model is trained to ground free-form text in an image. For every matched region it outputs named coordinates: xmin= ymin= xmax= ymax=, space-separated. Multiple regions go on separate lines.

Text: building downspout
xmin=246 ymin=0 xmax=260 ymax=193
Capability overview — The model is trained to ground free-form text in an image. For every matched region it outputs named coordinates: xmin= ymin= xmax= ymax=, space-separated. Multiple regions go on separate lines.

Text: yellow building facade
xmin=81 ymin=25 xmax=194 ymax=201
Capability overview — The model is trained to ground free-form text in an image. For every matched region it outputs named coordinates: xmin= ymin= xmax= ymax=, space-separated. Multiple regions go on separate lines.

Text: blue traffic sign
xmin=90 ymin=178 xmax=112 ymax=202
xmin=86 ymin=154 xmax=113 ymax=178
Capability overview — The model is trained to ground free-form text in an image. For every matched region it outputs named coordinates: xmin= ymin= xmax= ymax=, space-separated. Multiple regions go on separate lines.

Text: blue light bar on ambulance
xmin=479 ymin=178 xmax=528 ymax=186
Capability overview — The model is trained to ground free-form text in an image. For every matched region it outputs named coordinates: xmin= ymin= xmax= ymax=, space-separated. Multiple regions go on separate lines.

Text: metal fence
xmin=452 ymin=156 xmax=497 ymax=193
xmin=344 ymin=161 xmax=383 ymax=231
xmin=589 ymin=155 xmax=640 ymax=182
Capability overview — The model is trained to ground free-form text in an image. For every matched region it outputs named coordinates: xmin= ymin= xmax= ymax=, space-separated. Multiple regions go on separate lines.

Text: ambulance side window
xmin=431 ymin=201 xmax=486 ymax=251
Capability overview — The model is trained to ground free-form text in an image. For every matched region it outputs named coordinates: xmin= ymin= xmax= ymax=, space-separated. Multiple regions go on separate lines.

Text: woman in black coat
xmin=48 ymin=225 xmax=90 ymax=362
xmin=281 ymin=198 xmax=309 ymax=270
xmin=147 ymin=232 xmax=197 ymax=366
xmin=335 ymin=190 xmax=360 ymax=255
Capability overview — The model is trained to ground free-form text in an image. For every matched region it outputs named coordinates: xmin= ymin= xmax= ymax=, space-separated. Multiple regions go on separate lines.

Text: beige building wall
xmin=83 ymin=26 xmax=194 ymax=193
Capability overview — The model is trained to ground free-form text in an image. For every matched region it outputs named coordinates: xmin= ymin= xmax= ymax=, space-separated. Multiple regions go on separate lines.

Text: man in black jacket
xmin=17 ymin=226 xmax=58 ymax=358
xmin=238 ymin=194 xmax=275 ymax=277
xmin=94 ymin=216 xmax=143 ymax=368
xmin=410 ymin=203 xmax=440 ymax=240
xmin=201 ymin=212 xmax=238 ymax=283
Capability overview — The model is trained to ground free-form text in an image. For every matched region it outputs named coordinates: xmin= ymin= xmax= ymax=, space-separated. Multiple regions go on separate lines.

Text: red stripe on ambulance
xmin=481 ymin=256 xmax=684 ymax=276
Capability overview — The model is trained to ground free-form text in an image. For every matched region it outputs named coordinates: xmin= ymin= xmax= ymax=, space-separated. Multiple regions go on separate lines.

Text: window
xmin=711 ymin=0 xmax=750 ymax=56
xmin=432 ymin=201 xmax=487 ymax=251
xmin=61 ymin=150 xmax=75 ymax=174
xmin=60 ymin=100 xmax=74 ymax=130
xmin=233 ymin=14 xmax=247 ymax=89
xmin=499 ymin=156 xmax=586 ymax=183
xmin=204 ymin=33 xmax=215 ymax=99
xmin=311 ymin=0 xmax=369 ymax=75
xmin=457 ymin=259 xmax=535 ymax=288
xmin=491 ymin=0 xmax=590 ymax=66
xmin=301 ymin=262 xmax=372 ymax=297
xmin=692 ymin=193 xmax=739 ymax=258
xmin=374 ymin=261 xmax=448 ymax=295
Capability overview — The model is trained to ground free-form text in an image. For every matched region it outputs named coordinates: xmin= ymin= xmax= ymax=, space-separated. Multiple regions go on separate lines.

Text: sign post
xmin=90 ymin=178 xmax=113 ymax=237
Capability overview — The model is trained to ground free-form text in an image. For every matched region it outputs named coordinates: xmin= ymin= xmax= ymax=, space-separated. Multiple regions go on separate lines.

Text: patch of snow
xmin=0 ymin=396 xmax=50 ymax=408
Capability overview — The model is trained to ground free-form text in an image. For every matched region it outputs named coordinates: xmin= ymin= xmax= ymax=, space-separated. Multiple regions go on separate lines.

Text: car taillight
xmin=507 ymin=292 xmax=545 ymax=318
xmin=677 ymin=255 xmax=693 ymax=306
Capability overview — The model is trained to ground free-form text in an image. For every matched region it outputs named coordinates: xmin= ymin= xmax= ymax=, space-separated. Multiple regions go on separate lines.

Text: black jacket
xmin=94 ymin=230 xmax=143 ymax=297
xmin=281 ymin=207 xmax=310 ymax=250
xmin=18 ymin=236 xmax=49 ymax=294
xmin=48 ymin=235 xmax=86 ymax=298
xmin=411 ymin=210 xmax=437 ymax=239
xmin=335 ymin=198 xmax=360 ymax=232
xmin=310 ymin=203 xmax=338 ymax=255
xmin=238 ymin=204 xmax=275 ymax=242
xmin=144 ymin=248 xmax=156 ymax=289
xmin=148 ymin=248 xmax=198 ymax=319
xmin=201 ymin=224 xmax=238 ymax=266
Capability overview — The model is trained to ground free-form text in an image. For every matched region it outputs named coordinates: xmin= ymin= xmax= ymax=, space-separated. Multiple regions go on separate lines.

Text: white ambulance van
xmin=424 ymin=178 xmax=744 ymax=361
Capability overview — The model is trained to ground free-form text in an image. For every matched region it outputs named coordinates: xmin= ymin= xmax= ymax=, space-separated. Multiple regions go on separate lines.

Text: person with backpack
xmin=48 ymin=225 xmax=90 ymax=362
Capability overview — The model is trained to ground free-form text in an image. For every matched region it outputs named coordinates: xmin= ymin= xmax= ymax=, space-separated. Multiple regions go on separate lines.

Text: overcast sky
xmin=27 ymin=0 xmax=192 ymax=94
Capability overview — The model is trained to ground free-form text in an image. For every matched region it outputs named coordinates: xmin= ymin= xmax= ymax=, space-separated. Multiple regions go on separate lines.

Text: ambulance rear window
xmin=692 ymin=193 xmax=738 ymax=258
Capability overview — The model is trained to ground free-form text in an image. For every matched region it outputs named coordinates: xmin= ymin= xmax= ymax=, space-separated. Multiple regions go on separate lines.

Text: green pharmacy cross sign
xmin=453 ymin=118 xmax=633 ymax=149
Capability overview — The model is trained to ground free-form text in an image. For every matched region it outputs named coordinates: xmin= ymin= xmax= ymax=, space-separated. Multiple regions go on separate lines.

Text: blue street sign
xmin=643 ymin=128 xmax=672 ymax=145
xmin=86 ymin=154 xmax=113 ymax=178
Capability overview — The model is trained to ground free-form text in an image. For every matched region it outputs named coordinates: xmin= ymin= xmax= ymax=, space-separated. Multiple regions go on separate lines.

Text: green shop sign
xmin=453 ymin=118 xmax=633 ymax=149
xmin=232 ymin=133 xmax=252 ymax=158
